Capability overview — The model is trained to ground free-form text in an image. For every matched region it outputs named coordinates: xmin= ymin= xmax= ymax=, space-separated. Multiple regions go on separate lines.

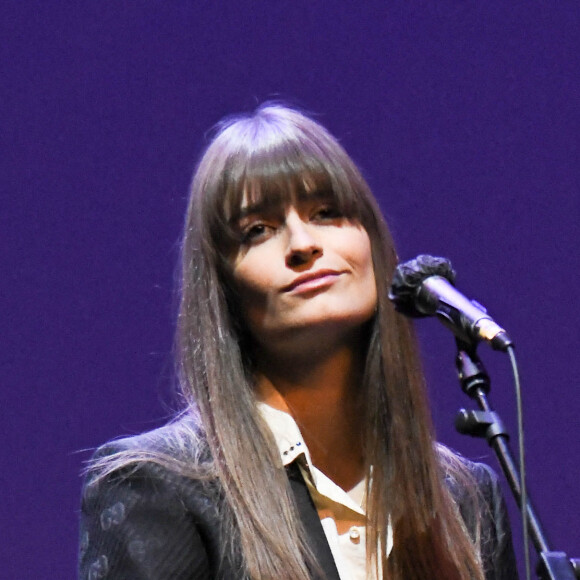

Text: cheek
xmin=352 ymin=231 xmax=377 ymax=306
xmin=231 ymin=238 xmax=280 ymax=295
xmin=352 ymin=231 xmax=375 ymax=279
xmin=231 ymin=253 xmax=276 ymax=318
xmin=233 ymin=244 xmax=265 ymax=290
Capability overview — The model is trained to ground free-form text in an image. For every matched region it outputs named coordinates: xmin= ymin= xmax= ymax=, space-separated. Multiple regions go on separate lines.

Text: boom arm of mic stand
xmin=453 ymin=341 xmax=578 ymax=580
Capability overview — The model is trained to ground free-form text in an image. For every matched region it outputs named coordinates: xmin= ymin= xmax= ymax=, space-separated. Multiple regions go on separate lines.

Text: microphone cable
xmin=507 ymin=345 xmax=531 ymax=580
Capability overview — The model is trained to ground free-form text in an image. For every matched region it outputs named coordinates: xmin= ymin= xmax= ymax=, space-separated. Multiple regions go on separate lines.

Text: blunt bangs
xmin=198 ymin=105 xmax=375 ymax=256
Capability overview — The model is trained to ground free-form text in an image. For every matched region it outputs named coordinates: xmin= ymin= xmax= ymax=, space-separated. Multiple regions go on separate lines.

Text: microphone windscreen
xmin=388 ymin=255 xmax=456 ymax=317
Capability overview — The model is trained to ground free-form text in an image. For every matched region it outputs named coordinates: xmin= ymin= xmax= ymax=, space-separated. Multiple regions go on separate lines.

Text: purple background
xmin=3 ymin=3 xmax=578 ymax=578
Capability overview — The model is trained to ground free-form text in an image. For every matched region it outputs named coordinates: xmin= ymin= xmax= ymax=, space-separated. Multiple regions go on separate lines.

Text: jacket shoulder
xmin=437 ymin=448 xmax=519 ymax=580
xmin=89 ymin=414 xmax=208 ymax=462
xmin=79 ymin=417 xmax=228 ymax=579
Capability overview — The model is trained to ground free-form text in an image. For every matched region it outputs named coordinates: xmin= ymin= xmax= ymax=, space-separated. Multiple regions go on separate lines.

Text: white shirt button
xmin=349 ymin=526 xmax=361 ymax=544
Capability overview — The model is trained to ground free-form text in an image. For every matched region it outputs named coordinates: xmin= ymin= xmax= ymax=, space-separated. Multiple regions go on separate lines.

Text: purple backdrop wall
xmin=3 ymin=3 xmax=578 ymax=578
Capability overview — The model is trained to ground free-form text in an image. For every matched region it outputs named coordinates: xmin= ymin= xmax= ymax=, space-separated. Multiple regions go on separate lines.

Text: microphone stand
xmin=452 ymin=339 xmax=579 ymax=580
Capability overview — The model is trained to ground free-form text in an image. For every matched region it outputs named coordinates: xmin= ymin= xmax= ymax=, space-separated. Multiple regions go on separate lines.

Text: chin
xmin=259 ymin=311 xmax=375 ymax=354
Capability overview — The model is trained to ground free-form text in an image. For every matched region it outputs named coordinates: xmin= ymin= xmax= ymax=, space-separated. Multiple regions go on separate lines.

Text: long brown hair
xmin=177 ymin=104 xmax=484 ymax=579
xmin=92 ymin=104 xmax=485 ymax=579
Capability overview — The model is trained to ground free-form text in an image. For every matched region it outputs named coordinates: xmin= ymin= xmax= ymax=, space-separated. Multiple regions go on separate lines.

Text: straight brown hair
xmin=91 ymin=104 xmax=485 ymax=579
xmin=177 ymin=104 xmax=485 ymax=579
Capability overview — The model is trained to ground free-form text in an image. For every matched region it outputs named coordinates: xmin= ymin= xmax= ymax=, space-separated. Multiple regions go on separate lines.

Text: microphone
xmin=388 ymin=255 xmax=513 ymax=351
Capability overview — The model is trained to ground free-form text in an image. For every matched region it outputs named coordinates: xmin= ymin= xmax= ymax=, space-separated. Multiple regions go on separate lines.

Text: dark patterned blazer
xmin=79 ymin=423 xmax=519 ymax=579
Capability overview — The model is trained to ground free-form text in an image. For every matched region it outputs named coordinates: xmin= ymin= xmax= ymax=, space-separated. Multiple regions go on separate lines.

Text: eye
xmin=312 ymin=205 xmax=343 ymax=221
xmin=240 ymin=221 xmax=273 ymax=244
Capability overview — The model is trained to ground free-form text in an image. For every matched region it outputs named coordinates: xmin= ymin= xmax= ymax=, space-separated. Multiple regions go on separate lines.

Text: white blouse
xmin=258 ymin=402 xmax=393 ymax=580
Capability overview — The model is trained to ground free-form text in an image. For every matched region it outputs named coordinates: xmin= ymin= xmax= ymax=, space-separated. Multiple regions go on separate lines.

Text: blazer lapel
xmin=286 ymin=461 xmax=342 ymax=580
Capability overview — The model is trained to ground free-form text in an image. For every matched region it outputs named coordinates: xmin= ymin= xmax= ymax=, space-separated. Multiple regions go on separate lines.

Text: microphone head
xmin=388 ymin=255 xmax=456 ymax=317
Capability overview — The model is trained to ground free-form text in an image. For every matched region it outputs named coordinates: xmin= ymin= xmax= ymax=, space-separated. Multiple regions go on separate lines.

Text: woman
xmin=79 ymin=104 xmax=518 ymax=579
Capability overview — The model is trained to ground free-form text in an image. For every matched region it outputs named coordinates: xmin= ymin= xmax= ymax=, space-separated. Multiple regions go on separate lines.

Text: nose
xmin=285 ymin=211 xmax=322 ymax=268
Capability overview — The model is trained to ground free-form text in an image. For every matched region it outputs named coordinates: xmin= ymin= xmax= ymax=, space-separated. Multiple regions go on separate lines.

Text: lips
xmin=282 ymin=269 xmax=343 ymax=293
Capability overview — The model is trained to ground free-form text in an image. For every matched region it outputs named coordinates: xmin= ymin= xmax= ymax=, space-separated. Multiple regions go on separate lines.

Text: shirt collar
xmin=257 ymin=399 xmax=393 ymax=557
xmin=257 ymin=401 xmax=311 ymax=467
xmin=257 ymin=401 xmax=366 ymax=516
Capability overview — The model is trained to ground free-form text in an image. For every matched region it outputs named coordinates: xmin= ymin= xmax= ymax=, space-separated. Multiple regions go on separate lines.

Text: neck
xmin=255 ymin=338 xmax=367 ymax=491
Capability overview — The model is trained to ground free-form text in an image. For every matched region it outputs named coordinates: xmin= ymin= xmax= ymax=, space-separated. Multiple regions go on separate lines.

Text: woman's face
xmin=230 ymin=191 xmax=377 ymax=355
